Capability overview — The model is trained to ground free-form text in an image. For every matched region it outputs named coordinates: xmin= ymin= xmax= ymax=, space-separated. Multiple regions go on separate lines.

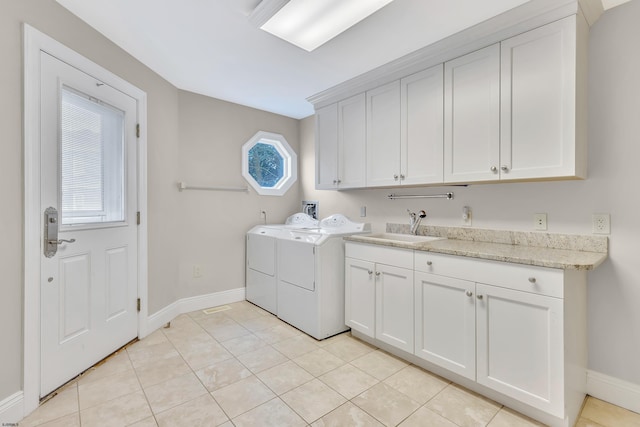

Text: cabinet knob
xmin=528 ymin=277 xmax=537 ymax=284
xmin=490 ymin=166 xmax=498 ymax=173
xmin=367 ymin=270 xmax=373 ymax=275
xmin=337 ymin=179 xmax=342 ymax=184
xmin=393 ymin=174 xmax=399 ymax=180
xmin=375 ymin=271 xmax=381 ymax=277
xmin=465 ymin=290 xmax=473 ymax=297
xmin=477 ymin=294 xmax=484 ymax=300
xmin=400 ymin=174 xmax=405 ymax=180
xmin=426 ymin=261 xmax=432 ymax=266
xmin=333 ymin=179 xmax=337 ymax=184
xmin=501 ymin=165 xmax=509 ymax=172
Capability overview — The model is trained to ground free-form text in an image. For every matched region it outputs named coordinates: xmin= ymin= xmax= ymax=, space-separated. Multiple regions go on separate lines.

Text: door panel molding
xmin=23 ymin=24 xmax=148 ymax=415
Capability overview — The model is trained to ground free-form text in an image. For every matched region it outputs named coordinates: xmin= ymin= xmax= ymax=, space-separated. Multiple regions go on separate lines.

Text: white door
xmin=476 ymin=283 xmax=564 ymax=417
xmin=40 ymin=52 xmax=139 ymax=396
xmin=401 ymin=65 xmax=444 ymax=185
xmin=366 ymin=80 xmax=401 ymax=187
xmin=414 ymin=272 xmax=476 ymax=380
xmin=444 ymin=44 xmax=501 ymax=183
xmin=500 ymin=15 xmax=578 ymax=180
xmin=345 ymin=257 xmax=375 ymax=338
xmin=315 ymin=103 xmax=339 ymax=190
xmin=375 ymin=264 xmax=414 ymax=353
xmin=337 ymin=93 xmax=367 ymax=189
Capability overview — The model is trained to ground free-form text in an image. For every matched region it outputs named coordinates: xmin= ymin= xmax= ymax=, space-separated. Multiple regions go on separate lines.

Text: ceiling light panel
xmin=260 ymin=0 xmax=395 ymax=51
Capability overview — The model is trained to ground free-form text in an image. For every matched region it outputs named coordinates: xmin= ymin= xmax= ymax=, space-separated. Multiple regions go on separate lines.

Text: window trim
xmin=242 ymin=131 xmax=297 ymax=196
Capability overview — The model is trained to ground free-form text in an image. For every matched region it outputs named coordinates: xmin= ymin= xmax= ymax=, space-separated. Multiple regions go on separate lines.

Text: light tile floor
xmin=19 ymin=301 xmax=640 ymax=427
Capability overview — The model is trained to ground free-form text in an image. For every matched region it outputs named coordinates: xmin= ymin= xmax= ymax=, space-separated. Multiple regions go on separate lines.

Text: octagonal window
xmin=242 ymin=131 xmax=297 ymax=196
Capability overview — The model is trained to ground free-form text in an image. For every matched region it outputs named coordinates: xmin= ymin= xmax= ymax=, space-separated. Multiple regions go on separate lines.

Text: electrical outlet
xmin=462 ymin=206 xmax=472 ymax=226
xmin=193 ymin=265 xmax=202 ymax=278
xmin=592 ymin=214 xmax=610 ymax=234
xmin=533 ymin=213 xmax=547 ymax=231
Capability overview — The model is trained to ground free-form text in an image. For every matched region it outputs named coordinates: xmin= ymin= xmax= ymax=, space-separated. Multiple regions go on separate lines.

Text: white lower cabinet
xmin=375 ymin=264 xmax=413 ymax=353
xmin=345 ymin=257 xmax=375 ymax=338
xmin=345 ymin=243 xmax=414 ymax=350
xmin=346 ymin=243 xmax=586 ymax=427
xmin=414 ymin=272 xmax=475 ymax=380
xmin=475 ymin=283 xmax=564 ymax=417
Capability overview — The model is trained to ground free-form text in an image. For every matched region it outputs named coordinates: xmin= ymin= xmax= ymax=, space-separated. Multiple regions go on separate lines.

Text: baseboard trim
xmin=0 ymin=391 xmax=24 ymax=424
xmin=587 ymin=370 xmax=640 ymax=414
xmin=144 ymin=288 xmax=246 ymax=338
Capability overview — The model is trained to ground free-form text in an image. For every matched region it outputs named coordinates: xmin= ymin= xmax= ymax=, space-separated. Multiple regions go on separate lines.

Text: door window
xmin=60 ymin=86 xmax=125 ymax=225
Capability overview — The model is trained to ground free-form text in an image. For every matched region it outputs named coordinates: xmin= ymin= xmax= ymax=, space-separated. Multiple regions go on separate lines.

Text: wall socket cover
xmin=533 ymin=213 xmax=547 ymax=230
xmin=592 ymin=214 xmax=610 ymax=234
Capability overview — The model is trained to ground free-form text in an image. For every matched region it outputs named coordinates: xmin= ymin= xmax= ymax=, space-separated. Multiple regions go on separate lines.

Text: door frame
xmin=23 ymin=24 xmax=149 ymax=415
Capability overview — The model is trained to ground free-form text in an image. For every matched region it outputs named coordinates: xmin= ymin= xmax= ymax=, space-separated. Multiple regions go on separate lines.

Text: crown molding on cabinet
xmin=307 ymin=0 xmax=590 ymax=109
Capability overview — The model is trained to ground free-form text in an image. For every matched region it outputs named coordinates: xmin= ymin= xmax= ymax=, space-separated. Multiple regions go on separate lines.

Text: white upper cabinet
xmin=366 ymin=81 xmax=401 ymax=187
xmin=366 ymin=65 xmax=445 ymax=187
xmin=444 ymin=44 xmax=501 ymax=183
xmin=315 ymin=103 xmax=339 ymax=189
xmin=401 ymin=66 xmax=444 ymax=185
xmin=314 ymin=9 xmax=587 ymax=189
xmin=338 ymin=93 xmax=367 ymax=189
xmin=315 ymin=94 xmax=366 ymax=189
xmin=500 ymin=15 xmax=586 ymax=180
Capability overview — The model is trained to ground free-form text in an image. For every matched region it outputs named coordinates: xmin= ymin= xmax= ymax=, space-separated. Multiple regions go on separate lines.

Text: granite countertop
xmin=345 ymin=224 xmax=608 ymax=271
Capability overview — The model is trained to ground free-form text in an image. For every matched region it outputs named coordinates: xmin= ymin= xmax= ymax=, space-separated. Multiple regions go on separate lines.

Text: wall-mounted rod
xmin=177 ymin=182 xmax=249 ymax=193
xmin=387 ymin=192 xmax=454 ymax=200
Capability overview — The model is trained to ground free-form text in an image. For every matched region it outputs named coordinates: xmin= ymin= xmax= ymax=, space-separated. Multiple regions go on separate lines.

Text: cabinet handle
xmin=528 ymin=277 xmax=537 ymax=284
xmin=465 ymin=290 xmax=473 ymax=297
xmin=501 ymin=165 xmax=509 ymax=172
xmin=426 ymin=261 xmax=432 ymax=266
xmin=477 ymin=294 xmax=484 ymax=300
xmin=490 ymin=166 xmax=498 ymax=173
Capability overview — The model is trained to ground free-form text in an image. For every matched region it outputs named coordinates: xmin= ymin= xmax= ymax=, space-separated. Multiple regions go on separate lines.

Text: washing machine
xmin=246 ymin=213 xmax=318 ymax=314
xmin=276 ymin=214 xmax=370 ymax=339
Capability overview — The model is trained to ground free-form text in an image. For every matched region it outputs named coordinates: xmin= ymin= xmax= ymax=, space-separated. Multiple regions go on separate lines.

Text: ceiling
xmin=56 ymin=0 xmax=630 ymax=119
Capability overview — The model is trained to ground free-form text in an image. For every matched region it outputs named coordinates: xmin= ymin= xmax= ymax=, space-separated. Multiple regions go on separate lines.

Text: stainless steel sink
xmin=365 ymin=233 xmax=446 ymax=245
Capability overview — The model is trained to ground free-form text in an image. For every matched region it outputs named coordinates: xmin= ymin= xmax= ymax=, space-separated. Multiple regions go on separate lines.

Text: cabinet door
xmin=444 ymin=44 xmax=500 ymax=183
xmin=338 ymin=93 xmax=367 ymax=189
xmin=315 ymin=103 xmax=339 ymax=189
xmin=345 ymin=257 xmax=375 ymax=337
xmin=501 ymin=15 xmax=581 ymax=180
xmin=375 ymin=264 xmax=414 ymax=353
xmin=401 ymin=65 xmax=444 ymax=185
xmin=414 ymin=272 xmax=476 ymax=380
xmin=366 ymin=81 xmax=401 ymax=187
xmin=476 ymin=283 xmax=564 ymax=417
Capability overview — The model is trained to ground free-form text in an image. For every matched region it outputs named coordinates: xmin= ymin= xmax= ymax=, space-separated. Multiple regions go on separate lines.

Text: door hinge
xmin=137 ymin=298 xmax=141 ymax=312
xmin=136 ymin=211 xmax=141 ymax=225
xmin=136 ymin=123 xmax=140 ymax=138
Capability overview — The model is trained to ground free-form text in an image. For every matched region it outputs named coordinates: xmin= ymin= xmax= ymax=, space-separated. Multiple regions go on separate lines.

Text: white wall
xmin=1 ymin=0 xmax=182 ymax=403
xmin=300 ymin=1 xmax=640 ymax=386
xmin=0 ymin=0 xmax=301 ymax=408
xmin=176 ymin=90 xmax=300 ymax=299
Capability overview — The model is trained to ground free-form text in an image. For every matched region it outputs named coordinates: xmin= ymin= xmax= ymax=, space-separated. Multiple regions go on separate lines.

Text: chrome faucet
xmin=407 ymin=209 xmax=427 ymax=235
